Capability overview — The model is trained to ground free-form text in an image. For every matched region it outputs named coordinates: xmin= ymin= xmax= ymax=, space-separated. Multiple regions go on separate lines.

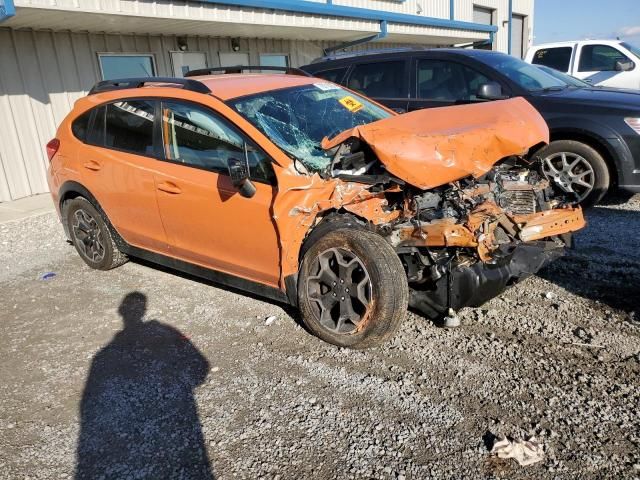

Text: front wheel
xmin=533 ymin=140 xmax=610 ymax=207
xmin=298 ymin=228 xmax=408 ymax=349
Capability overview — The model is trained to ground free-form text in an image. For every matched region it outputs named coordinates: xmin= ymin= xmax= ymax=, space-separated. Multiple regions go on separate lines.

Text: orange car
xmin=46 ymin=67 xmax=585 ymax=349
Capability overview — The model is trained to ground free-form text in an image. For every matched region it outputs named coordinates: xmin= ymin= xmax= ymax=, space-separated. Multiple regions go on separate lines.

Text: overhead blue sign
xmin=0 ymin=0 xmax=16 ymax=22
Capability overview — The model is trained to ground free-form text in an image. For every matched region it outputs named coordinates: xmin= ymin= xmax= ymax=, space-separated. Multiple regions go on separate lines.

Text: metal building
xmin=0 ymin=0 xmax=534 ymax=202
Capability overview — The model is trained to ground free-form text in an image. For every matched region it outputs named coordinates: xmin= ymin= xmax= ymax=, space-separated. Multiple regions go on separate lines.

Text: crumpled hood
xmin=322 ymin=97 xmax=549 ymax=190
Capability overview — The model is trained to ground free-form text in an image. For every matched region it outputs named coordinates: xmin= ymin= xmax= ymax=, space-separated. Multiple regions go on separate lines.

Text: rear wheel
xmin=298 ymin=228 xmax=408 ymax=349
xmin=534 ymin=140 xmax=610 ymax=207
xmin=65 ymin=197 xmax=127 ymax=270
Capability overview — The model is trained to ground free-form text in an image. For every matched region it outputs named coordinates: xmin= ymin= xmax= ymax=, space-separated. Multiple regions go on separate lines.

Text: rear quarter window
xmin=71 ymin=111 xmax=92 ymax=141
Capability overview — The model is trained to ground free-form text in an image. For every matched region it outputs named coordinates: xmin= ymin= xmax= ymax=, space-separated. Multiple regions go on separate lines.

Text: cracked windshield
xmin=230 ymin=83 xmax=391 ymax=173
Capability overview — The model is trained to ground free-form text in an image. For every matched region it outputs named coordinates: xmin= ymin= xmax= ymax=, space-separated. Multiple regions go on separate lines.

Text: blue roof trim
xmin=0 ymin=0 xmax=16 ymax=23
xmin=200 ymin=0 xmax=497 ymax=33
xmin=324 ymin=19 xmax=388 ymax=55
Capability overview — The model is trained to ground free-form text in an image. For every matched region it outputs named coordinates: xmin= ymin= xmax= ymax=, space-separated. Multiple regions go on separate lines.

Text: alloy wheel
xmin=541 ymin=152 xmax=595 ymax=203
xmin=306 ymin=247 xmax=372 ymax=334
xmin=72 ymin=209 xmax=106 ymax=263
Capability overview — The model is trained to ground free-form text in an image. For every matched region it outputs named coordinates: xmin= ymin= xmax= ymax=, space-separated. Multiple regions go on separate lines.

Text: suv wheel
xmin=534 ymin=140 xmax=610 ymax=207
xmin=65 ymin=197 xmax=128 ymax=270
xmin=298 ymin=228 xmax=408 ymax=349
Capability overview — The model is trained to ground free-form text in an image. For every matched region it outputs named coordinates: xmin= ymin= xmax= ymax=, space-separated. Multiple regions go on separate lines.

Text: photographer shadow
xmin=75 ymin=292 xmax=214 ymax=479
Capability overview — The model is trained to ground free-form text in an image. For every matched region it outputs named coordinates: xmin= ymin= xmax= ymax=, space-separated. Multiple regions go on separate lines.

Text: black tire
xmin=298 ymin=228 xmax=408 ymax=349
xmin=533 ymin=140 xmax=610 ymax=207
xmin=65 ymin=197 xmax=128 ymax=270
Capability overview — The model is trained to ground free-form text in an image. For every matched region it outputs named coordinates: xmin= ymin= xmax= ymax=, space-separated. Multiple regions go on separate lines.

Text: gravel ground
xmin=0 ymin=194 xmax=639 ymax=479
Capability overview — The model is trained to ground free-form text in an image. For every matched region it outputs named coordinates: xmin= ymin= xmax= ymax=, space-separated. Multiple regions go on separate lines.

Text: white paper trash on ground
xmin=491 ymin=436 xmax=544 ymax=466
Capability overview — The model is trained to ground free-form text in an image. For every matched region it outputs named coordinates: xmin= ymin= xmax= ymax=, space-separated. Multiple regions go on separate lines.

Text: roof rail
xmin=88 ymin=77 xmax=212 ymax=95
xmin=185 ymin=65 xmax=312 ymax=77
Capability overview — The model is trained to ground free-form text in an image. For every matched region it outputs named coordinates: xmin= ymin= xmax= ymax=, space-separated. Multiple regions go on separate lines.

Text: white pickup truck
xmin=525 ymin=40 xmax=640 ymax=89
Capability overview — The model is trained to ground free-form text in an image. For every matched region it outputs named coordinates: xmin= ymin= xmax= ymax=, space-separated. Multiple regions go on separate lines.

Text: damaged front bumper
xmin=392 ymin=203 xmax=585 ymax=319
xmin=409 ymin=239 xmax=567 ymax=319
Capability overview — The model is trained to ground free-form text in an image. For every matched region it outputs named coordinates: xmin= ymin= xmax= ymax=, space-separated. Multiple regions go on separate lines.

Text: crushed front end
xmin=315 ymin=98 xmax=586 ymax=319
xmin=385 ymin=159 xmax=585 ymax=318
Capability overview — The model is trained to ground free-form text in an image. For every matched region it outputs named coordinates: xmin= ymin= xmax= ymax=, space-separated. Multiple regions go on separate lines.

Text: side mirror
xmin=615 ymin=60 xmax=634 ymax=72
xmin=228 ymin=155 xmax=256 ymax=199
xmin=476 ymin=82 xmax=508 ymax=100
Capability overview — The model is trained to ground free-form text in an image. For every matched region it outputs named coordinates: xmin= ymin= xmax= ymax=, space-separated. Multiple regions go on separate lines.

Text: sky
xmin=534 ymin=0 xmax=640 ymax=46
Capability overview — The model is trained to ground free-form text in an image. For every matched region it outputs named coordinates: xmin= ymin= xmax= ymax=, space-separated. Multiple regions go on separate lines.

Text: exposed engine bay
xmin=321 ymin=137 xmax=585 ymax=319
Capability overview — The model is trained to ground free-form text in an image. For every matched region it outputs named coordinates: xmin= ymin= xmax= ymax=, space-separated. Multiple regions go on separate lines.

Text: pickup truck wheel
xmin=65 ymin=197 xmax=128 ymax=271
xmin=298 ymin=228 xmax=408 ymax=349
xmin=534 ymin=140 xmax=610 ymax=207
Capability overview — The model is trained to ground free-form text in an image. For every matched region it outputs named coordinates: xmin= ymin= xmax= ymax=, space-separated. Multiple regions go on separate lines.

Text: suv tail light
xmin=46 ymin=138 xmax=60 ymax=161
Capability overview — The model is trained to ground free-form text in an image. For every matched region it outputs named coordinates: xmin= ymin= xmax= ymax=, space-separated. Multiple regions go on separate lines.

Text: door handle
xmin=83 ymin=160 xmax=101 ymax=171
xmin=157 ymin=181 xmax=182 ymax=194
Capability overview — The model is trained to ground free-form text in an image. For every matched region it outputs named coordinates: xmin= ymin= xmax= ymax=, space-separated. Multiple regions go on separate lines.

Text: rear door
xmin=344 ymin=59 xmax=410 ymax=112
xmin=76 ymin=99 xmax=168 ymax=253
xmin=530 ymin=46 xmax=574 ymax=73
xmin=152 ymin=99 xmax=281 ymax=287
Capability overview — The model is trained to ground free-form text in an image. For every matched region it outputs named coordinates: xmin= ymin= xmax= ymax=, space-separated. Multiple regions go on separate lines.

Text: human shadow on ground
xmin=75 ymin=291 xmax=214 ymax=479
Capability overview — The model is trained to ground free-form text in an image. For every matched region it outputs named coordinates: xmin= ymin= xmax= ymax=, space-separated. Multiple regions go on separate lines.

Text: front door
xmin=153 ymin=99 xmax=281 ymax=287
xmin=408 ymin=58 xmax=494 ymax=111
xmin=574 ymin=43 xmax=637 ymax=88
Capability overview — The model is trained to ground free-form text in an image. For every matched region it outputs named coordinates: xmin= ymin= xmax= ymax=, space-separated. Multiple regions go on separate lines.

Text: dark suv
xmin=302 ymin=48 xmax=640 ymax=206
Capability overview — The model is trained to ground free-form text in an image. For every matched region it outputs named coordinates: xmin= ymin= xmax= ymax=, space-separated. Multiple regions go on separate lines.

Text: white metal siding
xmin=454 ymin=0 xmax=534 ymax=53
xmin=0 ymin=29 xmax=411 ymax=201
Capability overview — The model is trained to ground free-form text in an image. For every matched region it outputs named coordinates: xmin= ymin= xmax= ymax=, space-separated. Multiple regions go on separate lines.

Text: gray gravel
xmin=0 ymin=194 xmax=639 ymax=479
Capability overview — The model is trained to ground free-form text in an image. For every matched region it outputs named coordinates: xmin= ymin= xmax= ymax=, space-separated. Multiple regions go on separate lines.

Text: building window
xmin=260 ymin=54 xmax=289 ymax=69
xmin=98 ymin=54 xmax=156 ymax=80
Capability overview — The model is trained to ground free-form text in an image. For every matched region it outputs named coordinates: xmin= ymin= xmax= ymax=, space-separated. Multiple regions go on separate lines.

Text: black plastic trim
xmin=122 ymin=244 xmax=290 ymax=305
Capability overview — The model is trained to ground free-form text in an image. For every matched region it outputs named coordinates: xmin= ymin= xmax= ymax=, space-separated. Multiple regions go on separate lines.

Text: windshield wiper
xmin=540 ymin=85 xmax=568 ymax=92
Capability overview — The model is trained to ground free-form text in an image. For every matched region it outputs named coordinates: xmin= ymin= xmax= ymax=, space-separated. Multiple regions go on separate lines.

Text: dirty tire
xmin=65 ymin=197 xmax=127 ymax=270
xmin=533 ymin=140 xmax=610 ymax=207
xmin=298 ymin=228 xmax=408 ymax=349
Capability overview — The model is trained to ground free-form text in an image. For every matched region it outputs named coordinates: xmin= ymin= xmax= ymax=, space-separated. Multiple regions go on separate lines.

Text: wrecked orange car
xmin=46 ymin=69 xmax=585 ymax=349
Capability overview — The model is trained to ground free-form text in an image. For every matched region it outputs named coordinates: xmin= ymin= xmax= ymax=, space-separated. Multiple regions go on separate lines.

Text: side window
xmin=416 ymin=59 xmax=490 ymax=101
xmin=347 ymin=61 xmax=406 ymax=98
xmin=579 ymin=45 xmax=630 ymax=72
xmin=313 ymin=67 xmax=348 ymax=84
xmin=103 ymin=100 xmax=156 ymax=156
xmin=531 ymin=47 xmax=573 ymax=72
xmin=71 ymin=111 xmax=92 ymax=142
xmin=161 ymin=100 xmax=275 ymax=184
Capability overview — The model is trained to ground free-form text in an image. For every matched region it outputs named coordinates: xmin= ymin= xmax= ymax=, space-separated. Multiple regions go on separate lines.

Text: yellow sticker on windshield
xmin=338 ymin=96 xmax=364 ymax=113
